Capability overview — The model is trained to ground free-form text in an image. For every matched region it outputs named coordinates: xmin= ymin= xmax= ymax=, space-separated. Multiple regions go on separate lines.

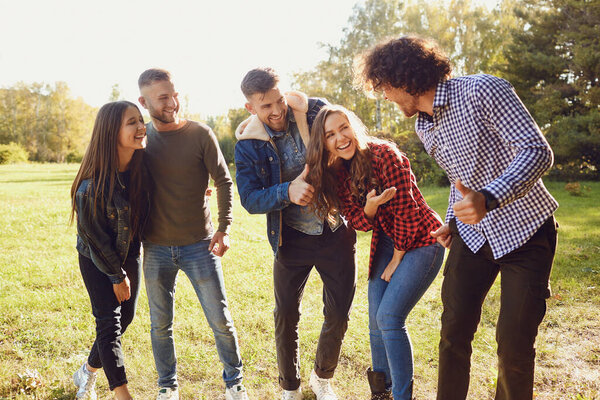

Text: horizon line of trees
xmin=1 ymin=0 xmax=598 ymax=182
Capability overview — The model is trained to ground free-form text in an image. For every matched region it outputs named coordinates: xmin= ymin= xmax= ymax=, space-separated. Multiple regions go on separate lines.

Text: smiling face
xmin=382 ymin=84 xmax=420 ymax=118
xmin=323 ymin=111 xmax=357 ymax=161
xmin=245 ymin=87 xmax=288 ymax=132
xmin=117 ymin=106 xmax=147 ymax=153
xmin=139 ymin=80 xmax=179 ymax=125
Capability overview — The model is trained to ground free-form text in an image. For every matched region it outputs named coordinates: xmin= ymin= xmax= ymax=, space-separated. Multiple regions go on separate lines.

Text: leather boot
xmin=367 ymin=368 xmax=392 ymax=399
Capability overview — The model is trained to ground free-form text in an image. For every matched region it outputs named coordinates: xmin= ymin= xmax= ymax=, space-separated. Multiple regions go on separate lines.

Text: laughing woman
xmin=70 ymin=101 xmax=148 ymax=400
xmin=306 ymin=105 xmax=445 ymax=400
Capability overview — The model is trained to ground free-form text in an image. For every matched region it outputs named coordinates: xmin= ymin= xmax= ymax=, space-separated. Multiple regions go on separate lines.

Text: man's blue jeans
xmin=368 ymin=233 xmax=444 ymax=400
xmin=143 ymin=239 xmax=243 ymax=389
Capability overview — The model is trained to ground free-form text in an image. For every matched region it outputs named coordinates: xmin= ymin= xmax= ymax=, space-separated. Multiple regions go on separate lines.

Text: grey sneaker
xmin=225 ymin=383 xmax=249 ymax=400
xmin=281 ymin=387 xmax=302 ymax=400
xmin=73 ymin=363 xmax=97 ymax=400
xmin=156 ymin=387 xmax=179 ymax=400
xmin=309 ymin=369 xmax=337 ymax=400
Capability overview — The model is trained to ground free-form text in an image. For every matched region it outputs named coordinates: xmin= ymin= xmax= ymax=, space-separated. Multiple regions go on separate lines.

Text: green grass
xmin=0 ymin=164 xmax=598 ymax=399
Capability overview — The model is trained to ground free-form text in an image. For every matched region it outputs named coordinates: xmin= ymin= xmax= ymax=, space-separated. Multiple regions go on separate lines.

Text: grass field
xmin=0 ymin=163 xmax=598 ymax=399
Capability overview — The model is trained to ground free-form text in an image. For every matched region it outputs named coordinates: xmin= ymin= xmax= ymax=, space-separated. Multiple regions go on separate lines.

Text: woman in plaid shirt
xmin=306 ymin=105 xmax=445 ymax=400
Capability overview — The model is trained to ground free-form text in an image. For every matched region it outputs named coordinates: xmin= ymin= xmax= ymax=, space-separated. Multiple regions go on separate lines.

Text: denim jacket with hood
xmin=75 ymin=177 xmax=142 ymax=284
xmin=234 ymin=91 xmax=328 ymax=254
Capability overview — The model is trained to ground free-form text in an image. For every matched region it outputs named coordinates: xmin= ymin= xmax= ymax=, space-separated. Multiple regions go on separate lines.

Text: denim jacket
xmin=234 ymin=92 xmax=326 ymax=254
xmin=75 ymin=177 xmax=141 ymax=284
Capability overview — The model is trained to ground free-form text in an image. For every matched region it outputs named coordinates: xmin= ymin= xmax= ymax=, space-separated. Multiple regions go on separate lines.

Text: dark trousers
xmin=79 ymin=253 xmax=140 ymax=390
xmin=273 ymin=223 xmax=357 ymax=390
xmin=437 ymin=217 xmax=557 ymax=400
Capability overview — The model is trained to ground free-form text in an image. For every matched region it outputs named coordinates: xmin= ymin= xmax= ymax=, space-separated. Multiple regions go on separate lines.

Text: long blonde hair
xmin=306 ymin=105 xmax=381 ymax=218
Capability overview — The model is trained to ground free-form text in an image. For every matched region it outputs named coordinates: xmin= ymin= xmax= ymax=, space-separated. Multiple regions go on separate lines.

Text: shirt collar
xmin=264 ymin=106 xmax=295 ymax=138
xmin=433 ymin=80 xmax=449 ymax=109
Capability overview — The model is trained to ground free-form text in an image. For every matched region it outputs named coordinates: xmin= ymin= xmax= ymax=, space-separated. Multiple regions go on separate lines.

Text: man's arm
xmin=234 ymin=141 xmax=292 ymax=214
xmin=202 ymin=127 xmax=233 ymax=256
xmin=475 ymin=76 xmax=554 ymax=208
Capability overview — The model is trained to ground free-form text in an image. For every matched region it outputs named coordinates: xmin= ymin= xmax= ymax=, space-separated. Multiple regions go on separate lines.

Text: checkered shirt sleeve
xmin=416 ymin=74 xmax=558 ymax=258
xmin=337 ymin=143 xmax=440 ymax=251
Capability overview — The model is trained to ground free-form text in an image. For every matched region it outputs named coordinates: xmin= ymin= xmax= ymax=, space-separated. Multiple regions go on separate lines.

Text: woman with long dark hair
xmin=306 ymin=105 xmax=445 ymax=400
xmin=70 ymin=101 xmax=148 ymax=400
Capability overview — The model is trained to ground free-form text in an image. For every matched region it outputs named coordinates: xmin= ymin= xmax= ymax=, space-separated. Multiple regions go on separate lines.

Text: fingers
xmin=455 ymin=179 xmax=472 ymax=197
xmin=366 ymin=189 xmax=377 ymax=199
xmin=299 ymin=164 xmax=309 ymax=179
xmin=431 ymin=224 xmax=452 ymax=249
xmin=208 ymin=236 xmax=217 ymax=252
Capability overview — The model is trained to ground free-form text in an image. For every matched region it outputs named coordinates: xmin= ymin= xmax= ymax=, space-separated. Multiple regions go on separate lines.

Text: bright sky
xmin=1 ymin=0 xmax=499 ymax=117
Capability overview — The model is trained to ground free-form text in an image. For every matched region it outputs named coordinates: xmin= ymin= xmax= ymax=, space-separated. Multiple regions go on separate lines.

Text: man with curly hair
xmin=355 ymin=36 xmax=558 ymax=400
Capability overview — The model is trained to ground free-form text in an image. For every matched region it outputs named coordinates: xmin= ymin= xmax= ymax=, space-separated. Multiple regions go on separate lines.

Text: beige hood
xmin=235 ymin=91 xmax=311 ymax=146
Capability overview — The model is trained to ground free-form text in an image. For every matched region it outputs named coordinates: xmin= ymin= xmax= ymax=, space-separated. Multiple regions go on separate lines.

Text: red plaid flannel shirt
xmin=337 ymin=142 xmax=441 ymax=277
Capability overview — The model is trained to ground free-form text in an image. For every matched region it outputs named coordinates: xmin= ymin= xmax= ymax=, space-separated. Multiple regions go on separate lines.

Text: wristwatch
xmin=479 ymin=189 xmax=499 ymax=211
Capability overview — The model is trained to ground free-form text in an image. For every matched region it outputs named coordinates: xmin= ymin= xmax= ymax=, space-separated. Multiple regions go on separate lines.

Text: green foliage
xmin=290 ymin=0 xmax=522 ymax=185
xmin=1 ymin=165 xmax=599 ymax=399
xmin=0 ymin=82 xmax=96 ymax=162
xmin=501 ymin=0 xmax=600 ymax=180
xmin=0 ymin=142 xmax=29 ymax=164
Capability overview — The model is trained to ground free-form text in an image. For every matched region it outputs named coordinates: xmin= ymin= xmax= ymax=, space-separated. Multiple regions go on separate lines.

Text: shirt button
xmin=269 ymin=157 xmax=273 ymax=161
xmin=123 ymin=226 xmax=129 ymax=231
xmin=270 ymin=230 xmax=275 ymax=235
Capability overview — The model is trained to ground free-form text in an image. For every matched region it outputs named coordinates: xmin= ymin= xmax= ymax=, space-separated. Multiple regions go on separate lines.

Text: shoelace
xmin=312 ymin=376 xmax=335 ymax=397
xmin=229 ymin=386 xmax=247 ymax=400
xmin=84 ymin=371 xmax=97 ymax=392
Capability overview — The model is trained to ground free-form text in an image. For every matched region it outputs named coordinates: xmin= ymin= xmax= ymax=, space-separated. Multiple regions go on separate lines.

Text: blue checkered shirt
xmin=416 ymin=74 xmax=558 ymax=259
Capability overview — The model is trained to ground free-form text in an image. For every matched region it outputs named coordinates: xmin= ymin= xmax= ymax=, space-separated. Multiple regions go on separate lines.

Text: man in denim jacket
xmin=234 ymin=68 xmax=357 ymax=400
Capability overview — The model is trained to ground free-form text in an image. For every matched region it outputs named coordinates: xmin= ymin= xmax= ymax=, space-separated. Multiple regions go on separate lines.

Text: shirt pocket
xmin=253 ymin=159 xmax=271 ymax=186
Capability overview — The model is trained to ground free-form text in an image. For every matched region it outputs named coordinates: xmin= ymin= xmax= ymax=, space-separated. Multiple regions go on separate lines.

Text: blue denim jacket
xmin=234 ymin=96 xmax=327 ymax=254
xmin=75 ymin=177 xmax=141 ymax=283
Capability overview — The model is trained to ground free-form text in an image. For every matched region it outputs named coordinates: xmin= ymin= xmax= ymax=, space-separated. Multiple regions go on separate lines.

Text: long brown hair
xmin=306 ymin=105 xmax=381 ymax=218
xmin=70 ymin=101 xmax=148 ymax=240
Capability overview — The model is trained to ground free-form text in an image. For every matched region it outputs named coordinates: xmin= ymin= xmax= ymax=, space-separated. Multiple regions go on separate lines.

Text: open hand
xmin=381 ymin=248 xmax=405 ymax=282
xmin=364 ymin=187 xmax=396 ymax=220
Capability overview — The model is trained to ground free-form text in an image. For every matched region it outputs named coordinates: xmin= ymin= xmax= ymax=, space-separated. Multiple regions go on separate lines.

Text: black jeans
xmin=79 ymin=253 xmax=140 ymax=390
xmin=437 ymin=217 xmax=557 ymax=400
xmin=273 ymin=223 xmax=357 ymax=390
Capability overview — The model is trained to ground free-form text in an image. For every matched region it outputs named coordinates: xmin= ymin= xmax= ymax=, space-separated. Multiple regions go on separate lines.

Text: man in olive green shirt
xmin=138 ymin=68 xmax=249 ymax=400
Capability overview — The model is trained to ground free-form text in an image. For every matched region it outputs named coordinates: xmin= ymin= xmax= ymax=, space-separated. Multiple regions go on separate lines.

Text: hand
xmin=208 ymin=231 xmax=230 ymax=257
xmin=364 ymin=187 xmax=396 ymax=220
xmin=452 ymin=179 xmax=487 ymax=224
xmin=288 ymin=165 xmax=314 ymax=206
xmin=380 ymin=248 xmax=405 ymax=282
xmin=431 ymin=224 xmax=452 ymax=248
xmin=205 ymin=187 xmax=213 ymax=197
xmin=113 ymin=277 xmax=131 ymax=303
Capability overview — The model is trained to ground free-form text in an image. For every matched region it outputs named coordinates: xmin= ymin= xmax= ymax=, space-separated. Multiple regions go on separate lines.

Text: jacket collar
xmin=235 ymin=91 xmax=309 ymax=142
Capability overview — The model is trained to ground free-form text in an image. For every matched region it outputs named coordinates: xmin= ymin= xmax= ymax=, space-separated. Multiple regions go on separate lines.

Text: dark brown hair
xmin=138 ymin=68 xmax=172 ymax=89
xmin=306 ymin=105 xmax=382 ymax=218
xmin=70 ymin=101 xmax=148 ymax=240
xmin=241 ymin=67 xmax=280 ymax=98
xmin=354 ymin=35 xmax=452 ymax=95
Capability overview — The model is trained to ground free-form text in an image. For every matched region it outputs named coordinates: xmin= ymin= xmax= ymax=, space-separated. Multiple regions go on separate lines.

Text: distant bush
xmin=218 ymin=134 xmax=235 ymax=165
xmin=66 ymin=151 xmax=83 ymax=163
xmin=0 ymin=142 xmax=29 ymax=164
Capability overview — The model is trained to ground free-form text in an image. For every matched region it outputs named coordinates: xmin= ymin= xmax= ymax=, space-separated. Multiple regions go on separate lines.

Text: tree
xmin=501 ymin=0 xmax=600 ymax=179
xmin=109 ymin=84 xmax=122 ymax=101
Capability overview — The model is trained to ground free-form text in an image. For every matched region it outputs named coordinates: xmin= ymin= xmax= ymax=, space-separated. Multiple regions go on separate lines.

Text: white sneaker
xmin=309 ymin=370 xmax=337 ymax=400
xmin=156 ymin=387 xmax=179 ymax=400
xmin=73 ymin=363 xmax=97 ymax=400
xmin=225 ymin=383 xmax=249 ymax=400
xmin=281 ymin=387 xmax=302 ymax=400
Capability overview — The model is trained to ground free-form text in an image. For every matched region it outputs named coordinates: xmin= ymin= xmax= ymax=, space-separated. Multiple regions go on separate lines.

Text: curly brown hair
xmin=354 ymin=35 xmax=452 ymax=95
xmin=305 ymin=105 xmax=383 ymax=219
